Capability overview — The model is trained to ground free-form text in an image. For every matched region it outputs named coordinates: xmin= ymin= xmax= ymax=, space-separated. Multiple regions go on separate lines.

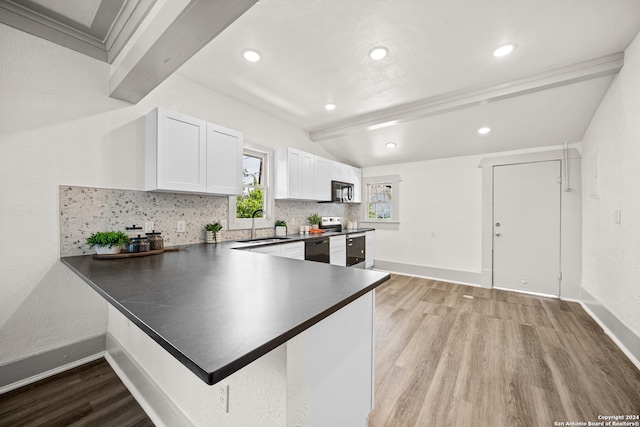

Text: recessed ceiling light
xmin=369 ymin=46 xmax=388 ymax=60
xmin=478 ymin=127 xmax=491 ymax=135
xmin=324 ymin=103 xmax=336 ymax=111
xmin=242 ymin=49 xmax=261 ymax=62
xmin=385 ymin=141 xmax=397 ymax=149
xmin=493 ymin=44 xmax=515 ymax=57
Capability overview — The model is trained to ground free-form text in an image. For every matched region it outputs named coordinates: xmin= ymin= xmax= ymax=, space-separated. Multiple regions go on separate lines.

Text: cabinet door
xmin=330 ymin=235 xmax=346 ymax=266
xmin=300 ymin=151 xmax=315 ymax=200
xmin=349 ymin=166 xmax=362 ymax=203
xmin=152 ymin=108 xmax=207 ymax=192
xmin=331 ymin=161 xmax=350 ymax=182
xmin=248 ymin=245 xmax=281 ymax=256
xmin=287 ymin=149 xmax=302 ymax=199
xmin=365 ymin=231 xmax=375 ymax=268
xmin=279 ymin=242 xmax=305 ymax=260
xmin=206 ymin=124 xmax=243 ymax=195
xmin=314 ymin=157 xmax=332 ymax=201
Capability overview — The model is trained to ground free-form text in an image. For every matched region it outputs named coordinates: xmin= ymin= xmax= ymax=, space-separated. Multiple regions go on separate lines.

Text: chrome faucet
xmin=251 ymin=209 xmax=268 ymax=239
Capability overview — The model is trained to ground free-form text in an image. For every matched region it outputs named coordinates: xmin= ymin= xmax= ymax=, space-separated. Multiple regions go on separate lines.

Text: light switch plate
xmin=144 ymin=222 xmax=154 ymax=233
xmin=177 ymin=221 xmax=186 ymax=232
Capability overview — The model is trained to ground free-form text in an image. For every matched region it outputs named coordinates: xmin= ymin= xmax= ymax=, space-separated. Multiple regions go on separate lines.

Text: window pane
xmin=236 ymin=187 xmax=264 ymax=218
xmin=242 ymin=155 xmax=263 ymax=186
xmin=367 ymin=182 xmax=392 ymax=220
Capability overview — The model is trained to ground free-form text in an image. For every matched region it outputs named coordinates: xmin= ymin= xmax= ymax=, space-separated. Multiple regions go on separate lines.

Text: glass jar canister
xmin=146 ymin=231 xmax=164 ymax=250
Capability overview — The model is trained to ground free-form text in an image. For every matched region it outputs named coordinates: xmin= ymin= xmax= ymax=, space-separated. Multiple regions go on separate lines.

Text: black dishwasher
xmin=304 ymin=237 xmax=330 ymax=264
xmin=346 ymin=234 xmax=366 ymax=268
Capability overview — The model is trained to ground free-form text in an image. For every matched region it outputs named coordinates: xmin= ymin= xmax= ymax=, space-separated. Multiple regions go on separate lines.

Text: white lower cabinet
xmin=365 ymin=231 xmax=375 ymax=268
xmin=279 ymin=242 xmax=305 ymax=260
xmin=247 ymin=242 xmax=304 ymax=260
xmin=330 ymin=235 xmax=346 ymax=266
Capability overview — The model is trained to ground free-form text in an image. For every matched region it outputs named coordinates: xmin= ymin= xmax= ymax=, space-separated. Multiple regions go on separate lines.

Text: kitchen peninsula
xmin=62 ymin=241 xmax=389 ymax=426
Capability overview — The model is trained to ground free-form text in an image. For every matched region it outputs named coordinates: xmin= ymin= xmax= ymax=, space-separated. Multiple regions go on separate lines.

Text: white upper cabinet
xmin=146 ymin=108 xmax=243 ymax=195
xmin=206 ymin=123 xmax=243 ymax=195
xmin=275 ymin=147 xmax=314 ymax=200
xmin=349 ymin=166 xmax=362 ymax=203
xmin=313 ymin=156 xmax=332 ymax=201
xmin=146 ymin=108 xmax=207 ymax=192
xmin=275 ymin=147 xmax=361 ymax=202
xmin=331 ymin=161 xmax=350 ymax=183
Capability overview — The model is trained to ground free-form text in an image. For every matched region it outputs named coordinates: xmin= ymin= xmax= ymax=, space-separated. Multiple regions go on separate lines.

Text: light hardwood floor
xmin=369 ymin=274 xmax=640 ymax=427
xmin=0 ymin=358 xmax=154 ymax=427
xmin=2 ymin=275 xmax=638 ymax=426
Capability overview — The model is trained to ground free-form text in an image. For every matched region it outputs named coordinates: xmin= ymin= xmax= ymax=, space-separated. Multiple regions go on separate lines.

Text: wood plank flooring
xmin=369 ymin=274 xmax=640 ymax=427
xmin=1 ymin=275 xmax=638 ymax=426
xmin=0 ymin=358 xmax=154 ymax=427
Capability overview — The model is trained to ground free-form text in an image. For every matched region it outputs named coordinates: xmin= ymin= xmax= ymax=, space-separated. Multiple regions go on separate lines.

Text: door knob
xmin=495 ymin=232 xmax=501 ymax=236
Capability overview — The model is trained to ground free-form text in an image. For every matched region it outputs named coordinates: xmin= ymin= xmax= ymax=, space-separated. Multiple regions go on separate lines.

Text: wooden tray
xmin=92 ymin=247 xmax=179 ymax=260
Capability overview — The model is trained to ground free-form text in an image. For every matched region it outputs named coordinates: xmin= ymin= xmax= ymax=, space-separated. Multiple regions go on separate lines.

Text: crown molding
xmin=0 ymin=0 xmax=155 ymax=63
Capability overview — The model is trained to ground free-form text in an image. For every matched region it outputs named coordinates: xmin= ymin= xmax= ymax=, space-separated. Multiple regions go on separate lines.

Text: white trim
xmin=361 ymin=174 xmax=401 ymax=229
xmin=105 ymin=333 xmax=194 ymax=427
xmin=0 ymin=353 xmax=104 ymax=395
xmin=228 ymin=143 xmax=275 ymax=231
xmin=373 ymin=260 xmax=482 ymax=287
xmin=579 ymin=287 xmax=640 ymax=370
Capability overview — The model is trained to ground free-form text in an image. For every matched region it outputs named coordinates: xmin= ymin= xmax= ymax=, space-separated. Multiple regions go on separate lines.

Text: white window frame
xmin=361 ymin=174 xmax=401 ymax=230
xmin=228 ymin=144 xmax=274 ymax=230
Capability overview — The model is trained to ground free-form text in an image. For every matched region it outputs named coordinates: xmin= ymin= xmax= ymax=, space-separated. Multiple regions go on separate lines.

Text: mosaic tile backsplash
xmin=59 ymin=186 xmax=360 ymax=256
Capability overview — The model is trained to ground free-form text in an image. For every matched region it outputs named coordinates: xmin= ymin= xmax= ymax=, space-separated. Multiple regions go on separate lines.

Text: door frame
xmin=477 ymin=147 xmax=582 ymax=298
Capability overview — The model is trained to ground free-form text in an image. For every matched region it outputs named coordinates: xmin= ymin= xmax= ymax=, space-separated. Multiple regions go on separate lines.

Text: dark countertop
xmin=61 ymin=240 xmax=389 ymax=385
xmin=230 ymin=227 xmax=374 ymax=248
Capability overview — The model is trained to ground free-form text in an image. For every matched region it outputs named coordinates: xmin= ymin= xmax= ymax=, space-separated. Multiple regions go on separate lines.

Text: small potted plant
xmin=86 ymin=231 xmax=130 ymax=255
xmin=307 ymin=214 xmax=321 ymax=230
xmin=205 ymin=222 xmax=223 ymax=244
xmin=275 ymin=220 xmax=287 ymax=236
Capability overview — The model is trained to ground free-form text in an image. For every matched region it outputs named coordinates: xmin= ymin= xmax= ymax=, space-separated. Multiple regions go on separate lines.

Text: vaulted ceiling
xmin=3 ymin=0 xmax=640 ymax=167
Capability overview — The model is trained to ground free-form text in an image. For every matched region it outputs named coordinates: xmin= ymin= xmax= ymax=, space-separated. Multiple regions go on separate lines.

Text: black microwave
xmin=331 ymin=181 xmax=354 ymax=203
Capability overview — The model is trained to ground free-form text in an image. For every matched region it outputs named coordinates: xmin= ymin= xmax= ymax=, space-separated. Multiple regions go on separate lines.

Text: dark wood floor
xmin=2 ymin=275 xmax=639 ymax=426
xmin=0 ymin=358 xmax=154 ymax=427
xmin=369 ymin=274 xmax=640 ymax=427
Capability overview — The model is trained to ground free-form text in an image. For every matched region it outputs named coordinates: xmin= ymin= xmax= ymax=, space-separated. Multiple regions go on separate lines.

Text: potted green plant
xmin=307 ymin=214 xmax=321 ymax=229
xmin=275 ymin=220 xmax=287 ymax=236
xmin=86 ymin=231 xmax=130 ymax=255
xmin=205 ymin=222 xmax=223 ymax=243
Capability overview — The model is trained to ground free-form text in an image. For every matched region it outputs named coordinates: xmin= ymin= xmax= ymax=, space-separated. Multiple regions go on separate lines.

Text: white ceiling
xmin=177 ymin=0 xmax=640 ymax=167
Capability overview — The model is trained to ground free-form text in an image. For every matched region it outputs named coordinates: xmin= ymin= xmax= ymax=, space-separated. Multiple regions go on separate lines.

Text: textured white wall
xmin=0 ymin=23 xmax=330 ymax=365
xmin=581 ymin=31 xmax=640 ymax=334
xmin=363 ymin=155 xmax=483 ymax=273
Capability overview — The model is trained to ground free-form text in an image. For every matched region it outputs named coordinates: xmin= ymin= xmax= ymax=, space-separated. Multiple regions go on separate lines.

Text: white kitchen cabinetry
xmin=331 ymin=160 xmax=351 ymax=183
xmin=146 ymin=108 xmax=243 ymax=195
xmin=349 ymin=165 xmax=363 ymax=203
xmin=205 ymin=123 xmax=243 ymax=195
xmin=279 ymin=242 xmax=305 ymax=260
xmin=247 ymin=241 xmax=304 ymax=260
xmin=274 ymin=148 xmax=314 ymax=200
xmin=365 ymin=231 xmax=375 ymax=269
xmin=313 ymin=156 xmax=332 ymax=201
xmin=330 ymin=235 xmax=346 ymax=266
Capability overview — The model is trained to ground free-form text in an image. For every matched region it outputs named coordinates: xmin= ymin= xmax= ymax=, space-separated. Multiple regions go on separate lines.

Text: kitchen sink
xmin=235 ymin=237 xmax=291 ymax=243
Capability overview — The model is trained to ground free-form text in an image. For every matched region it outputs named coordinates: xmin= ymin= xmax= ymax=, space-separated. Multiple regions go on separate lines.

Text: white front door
xmin=493 ymin=161 xmax=561 ymax=296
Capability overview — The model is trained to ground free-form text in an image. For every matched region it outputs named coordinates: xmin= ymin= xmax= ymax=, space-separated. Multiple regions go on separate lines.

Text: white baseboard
xmin=0 ymin=334 xmax=106 ymax=394
xmin=578 ymin=287 xmax=640 ymax=370
xmin=374 ymin=260 xmax=482 ymax=287
xmin=105 ymin=333 xmax=194 ymax=427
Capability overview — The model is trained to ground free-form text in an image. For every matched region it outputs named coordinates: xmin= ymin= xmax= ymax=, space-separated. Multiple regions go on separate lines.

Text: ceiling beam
xmin=108 ymin=0 xmax=258 ymax=104
xmin=308 ymin=52 xmax=624 ymax=142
